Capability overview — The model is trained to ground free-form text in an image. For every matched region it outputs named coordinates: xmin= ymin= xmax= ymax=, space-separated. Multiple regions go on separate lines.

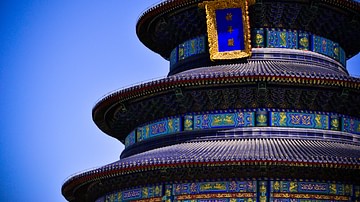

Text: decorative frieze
xmin=124 ymin=109 xmax=360 ymax=148
xmin=270 ymin=112 xmax=329 ymax=130
xmin=98 ymin=180 xmax=357 ymax=202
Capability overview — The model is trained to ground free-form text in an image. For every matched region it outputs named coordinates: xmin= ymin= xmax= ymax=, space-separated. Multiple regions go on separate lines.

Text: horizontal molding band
xmin=169 ymin=28 xmax=346 ymax=71
xmin=125 ymin=108 xmax=360 ymax=148
xmin=97 ymin=179 xmax=358 ymax=202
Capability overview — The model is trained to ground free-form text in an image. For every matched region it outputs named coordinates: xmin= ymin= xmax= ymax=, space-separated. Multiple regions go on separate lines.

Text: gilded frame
xmin=200 ymin=0 xmax=253 ymax=61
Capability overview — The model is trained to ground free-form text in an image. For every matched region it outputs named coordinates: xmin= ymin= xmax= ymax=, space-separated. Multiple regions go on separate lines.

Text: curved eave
xmin=137 ymin=0 xmax=360 ymax=30
xmin=62 ymin=138 xmax=360 ymax=200
xmin=95 ymin=66 xmax=360 ymax=108
xmin=136 ymin=0 xmax=202 ymax=59
xmin=63 ymin=160 xmax=359 ymax=197
xmin=92 ymin=65 xmax=360 ymax=139
xmin=137 ymin=0 xmax=201 ymax=33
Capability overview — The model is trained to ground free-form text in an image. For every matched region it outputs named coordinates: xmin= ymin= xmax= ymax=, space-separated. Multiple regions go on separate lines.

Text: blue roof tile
xmin=65 ymin=138 xmax=360 ymax=184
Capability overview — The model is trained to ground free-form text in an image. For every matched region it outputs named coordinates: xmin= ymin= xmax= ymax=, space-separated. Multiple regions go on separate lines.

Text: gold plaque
xmin=199 ymin=0 xmax=253 ymax=61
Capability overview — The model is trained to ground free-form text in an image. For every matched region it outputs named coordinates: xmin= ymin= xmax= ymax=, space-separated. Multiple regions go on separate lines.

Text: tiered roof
xmin=62 ymin=0 xmax=360 ymax=201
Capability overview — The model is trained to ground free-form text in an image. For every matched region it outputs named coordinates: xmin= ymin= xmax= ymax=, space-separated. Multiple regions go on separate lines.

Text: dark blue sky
xmin=0 ymin=1 xmax=359 ymax=201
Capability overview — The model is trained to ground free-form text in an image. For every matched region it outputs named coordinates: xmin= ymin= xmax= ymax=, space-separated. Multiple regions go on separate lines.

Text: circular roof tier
xmin=62 ymin=137 xmax=360 ymax=201
xmin=136 ymin=0 xmax=360 ymax=59
xmin=62 ymin=1 xmax=360 ymax=202
xmin=92 ymin=57 xmax=360 ymax=141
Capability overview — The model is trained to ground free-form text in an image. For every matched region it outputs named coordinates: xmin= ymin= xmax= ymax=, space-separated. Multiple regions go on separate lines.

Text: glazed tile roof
xmin=92 ymin=58 xmax=360 ymax=139
xmin=136 ymin=0 xmax=360 ymax=58
xmin=175 ymin=60 xmax=348 ymax=79
xmin=109 ymin=139 xmax=360 ymax=166
xmin=65 ymin=138 xmax=360 ymax=188
xmin=94 ymin=59 xmax=360 ymax=109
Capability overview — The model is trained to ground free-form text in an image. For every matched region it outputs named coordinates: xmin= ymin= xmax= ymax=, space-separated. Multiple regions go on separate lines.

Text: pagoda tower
xmin=62 ymin=0 xmax=360 ymax=201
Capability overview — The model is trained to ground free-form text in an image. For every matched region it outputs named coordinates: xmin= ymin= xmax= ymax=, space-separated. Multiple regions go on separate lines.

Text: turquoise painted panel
xmin=340 ymin=46 xmax=346 ymax=66
xmin=271 ymin=181 xmax=353 ymax=196
xmin=187 ymin=36 xmax=206 ymax=57
xmin=137 ymin=118 xmax=181 ymax=142
xmin=171 ymin=36 xmax=206 ymax=67
xmin=103 ymin=185 xmax=163 ymax=201
xmin=194 ymin=112 xmax=255 ymax=130
xmin=199 ymin=182 xmax=228 ymax=192
xmin=312 ymin=35 xmax=334 ymax=58
xmin=330 ymin=115 xmax=340 ymax=131
xmin=178 ymin=43 xmax=185 ymax=61
xmin=122 ymin=188 xmax=142 ymax=201
xmin=355 ymin=185 xmax=360 ymax=199
xmin=177 ymin=199 xmax=255 ymax=202
xmin=256 ymin=110 xmax=268 ymax=126
xmin=137 ymin=125 xmax=149 ymax=142
xmin=170 ymin=47 xmax=178 ymax=69
xmin=252 ymin=28 xmax=265 ymax=48
xmin=333 ymin=42 xmax=340 ymax=61
xmin=127 ymin=110 xmax=360 ymax=147
xmin=173 ymin=181 xmax=257 ymax=195
xmin=139 ymin=185 xmax=163 ymax=199
xmin=170 ymin=30 xmax=347 ymax=69
xmin=270 ymin=112 xmax=329 ymax=129
xmin=298 ymin=182 xmax=329 ymax=194
xmin=252 ymin=28 xmax=346 ymax=66
xmin=184 ymin=115 xmax=194 ymax=131
xmin=124 ymin=130 xmax=136 ymax=148
xmin=102 ymin=181 xmax=355 ymax=202
xmin=270 ymin=199 xmax=338 ymax=202
xmin=104 ymin=192 xmax=121 ymax=202
xmin=342 ymin=117 xmax=360 ymax=135
xmin=258 ymin=181 xmax=268 ymax=202
xmin=298 ymin=32 xmax=310 ymax=50
xmin=266 ymin=29 xmax=298 ymax=49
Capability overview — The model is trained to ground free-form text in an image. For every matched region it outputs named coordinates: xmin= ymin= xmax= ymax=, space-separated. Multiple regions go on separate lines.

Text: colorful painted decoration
xmin=103 ymin=185 xmax=163 ymax=202
xmin=339 ymin=46 xmax=346 ymax=66
xmin=256 ymin=111 xmax=268 ymax=127
xmin=170 ymin=28 xmax=346 ymax=69
xmin=270 ymin=112 xmax=329 ymax=129
xmin=125 ymin=130 xmax=136 ymax=147
xmin=173 ymin=181 xmax=257 ymax=195
xmin=271 ymin=180 xmax=354 ymax=195
xmin=258 ymin=181 xmax=268 ymax=202
xmin=170 ymin=46 xmax=178 ymax=68
xmin=184 ymin=115 xmax=194 ymax=131
xmin=312 ymin=35 xmax=334 ymax=58
xmin=298 ymin=32 xmax=309 ymax=50
xmin=136 ymin=117 xmax=181 ymax=143
xmin=175 ymin=197 xmax=255 ymax=202
xmin=252 ymin=28 xmax=265 ymax=48
xmin=333 ymin=42 xmax=340 ymax=61
xmin=193 ymin=112 xmax=255 ymax=130
xmin=270 ymin=180 xmax=353 ymax=201
xmin=342 ymin=117 xmax=360 ymax=135
xmin=250 ymin=28 xmax=346 ymax=66
xmin=170 ymin=36 xmax=206 ymax=69
xmin=266 ymin=29 xmax=298 ymax=49
xmin=125 ymin=109 xmax=360 ymax=147
xmin=330 ymin=115 xmax=340 ymax=131
xmin=99 ymin=180 xmax=357 ymax=202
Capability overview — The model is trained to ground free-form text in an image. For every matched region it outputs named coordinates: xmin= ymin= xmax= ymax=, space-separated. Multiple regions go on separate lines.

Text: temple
xmin=62 ymin=0 xmax=360 ymax=201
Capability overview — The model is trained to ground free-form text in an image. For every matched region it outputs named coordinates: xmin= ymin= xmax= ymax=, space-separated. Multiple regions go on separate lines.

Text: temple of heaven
xmin=62 ymin=0 xmax=360 ymax=201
